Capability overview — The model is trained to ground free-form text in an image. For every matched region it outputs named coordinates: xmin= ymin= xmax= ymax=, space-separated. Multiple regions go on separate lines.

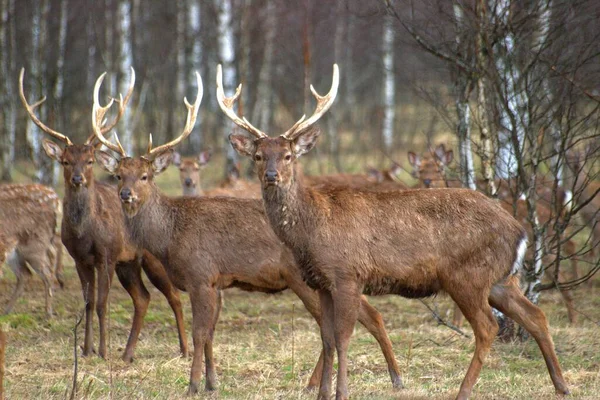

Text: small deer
xmin=19 ymin=68 xmax=187 ymax=362
xmin=0 ymin=327 xmax=5 ymax=400
xmin=93 ymin=71 xmax=402 ymax=395
xmin=222 ymin=64 xmax=569 ymax=400
xmin=172 ymin=150 xmax=211 ymax=196
xmin=1 ymin=184 xmax=61 ymax=316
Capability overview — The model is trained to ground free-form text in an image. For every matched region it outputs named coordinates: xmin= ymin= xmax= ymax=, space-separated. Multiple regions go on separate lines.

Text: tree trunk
xmin=86 ymin=7 xmax=97 ymax=92
xmin=105 ymin=0 xmax=116 ymax=95
xmin=326 ymin=0 xmax=345 ymax=172
xmin=188 ymin=0 xmax=203 ymax=153
xmin=0 ymin=0 xmax=15 ymax=181
xmin=381 ymin=16 xmax=395 ymax=152
xmin=117 ymin=0 xmax=134 ymax=154
xmin=215 ymin=0 xmax=237 ymax=175
xmin=52 ymin=0 xmax=68 ymax=143
xmin=251 ymin=0 xmax=274 ymax=133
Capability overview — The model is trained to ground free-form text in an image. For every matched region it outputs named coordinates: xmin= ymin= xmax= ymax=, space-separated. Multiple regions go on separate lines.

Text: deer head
xmin=19 ymin=68 xmax=135 ymax=190
xmin=95 ymin=71 xmax=203 ymax=216
xmin=222 ymin=64 xmax=339 ymax=189
xmin=173 ymin=150 xmax=211 ymax=195
xmin=407 ymin=144 xmax=453 ymax=188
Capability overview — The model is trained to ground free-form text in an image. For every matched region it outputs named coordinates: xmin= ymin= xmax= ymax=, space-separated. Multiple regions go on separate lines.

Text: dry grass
xmin=1 ymin=261 xmax=599 ymax=399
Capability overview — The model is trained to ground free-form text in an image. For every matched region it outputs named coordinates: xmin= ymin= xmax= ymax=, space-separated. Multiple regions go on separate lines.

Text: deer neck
xmin=262 ymin=166 xmax=319 ymax=248
xmin=62 ymin=180 xmax=97 ymax=234
xmin=125 ymin=185 xmax=174 ymax=259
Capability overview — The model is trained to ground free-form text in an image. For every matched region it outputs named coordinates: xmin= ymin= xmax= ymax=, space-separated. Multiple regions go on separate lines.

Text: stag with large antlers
xmin=223 ymin=64 xmax=569 ymax=400
xmin=19 ymin=68 xmax=187 ymax=362
xmin=95 ymin=71 xmax=403 ymax=395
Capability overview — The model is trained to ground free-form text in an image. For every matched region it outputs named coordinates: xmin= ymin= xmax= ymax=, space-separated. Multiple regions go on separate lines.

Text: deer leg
xmin=75 ymin=263 xmax=96 ymax=356
xmin=331 ymin=282 xmax=362 ymax=400
xmin=52 ymin=234 xmax=65 ymax=289
xmin=356 ymin=296 xmax=403 ymax=388
xmin=96 ymin=261 xmax=115 ymax=360
xmin=489 ymin=277 xmax=570 ymax=395
xmin=317 ymin=289 xmax=336 ymax=400
xmin=115 ymin=261 xmax=150 ymax=363
xmin=3 ymin=251 xmax=28 ymax=315
xmin=452 ymin=291 xmax=498 ymax=400
xmin=187 ymin=285 xmax=218 ymax=395
xmin=452 ymin=303 xmax=464 ymax=328
xmin=25 ymin=251 xmax=55 ymax=317
xmin=204 ymin=289 xmax=222 ymax=391
xmin=140 ymin=251 xmax=188 ymax=357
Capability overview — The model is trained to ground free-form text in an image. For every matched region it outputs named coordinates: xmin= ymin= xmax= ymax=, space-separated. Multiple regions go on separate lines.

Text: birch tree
xmin=188 ymin=0 xmax=203 ymax=153
xmin=326 ymin=0 xmax=345 ymax=172
xmin=117 ymin=0 xmax=134 ymax=154
xmin=52 ymin=0 xmax=68 ymax=139
xmin=0 ymin=0 xmax=15 ymax=181
xmin=251 ymin=0 xmax=275 ymax=134
xmin=381 ymin=15 xmax=395 ymax=152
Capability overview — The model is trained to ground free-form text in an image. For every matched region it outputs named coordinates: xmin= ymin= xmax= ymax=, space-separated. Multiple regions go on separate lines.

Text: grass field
xmin=1 ymin=260 xmax=599 ymax=399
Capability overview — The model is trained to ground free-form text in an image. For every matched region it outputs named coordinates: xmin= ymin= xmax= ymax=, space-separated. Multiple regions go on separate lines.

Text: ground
xmin=0 ymin=263 xmax=599 ymax=400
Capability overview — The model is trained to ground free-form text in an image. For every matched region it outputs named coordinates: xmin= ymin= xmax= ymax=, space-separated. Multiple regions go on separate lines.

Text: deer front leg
xmin=75 ymin=262 xmax=96 ymax=356
xmin=96 ymin=261 xmax=115 ymax=359
xmin=187 ymin=285 xmax=218 ymax=395
xmin=317 ymin=289 xmax=335 ymax=400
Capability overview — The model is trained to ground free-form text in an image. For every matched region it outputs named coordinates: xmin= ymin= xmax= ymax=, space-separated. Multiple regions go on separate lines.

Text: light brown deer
xmin=19 ymin=68 xmax=187 ymax=362
xmin=0 ymin=327 xmax=5 ymax=400
xmin=172 ymin=150 xmax=211 ymax=195
xmin=0 ymin=184 xmax=61 ymax=316
xmin=222 ymin=64 xmax=569 ymax=400
xmin=410 ymin=146 xmax=579 ymax=325
xmin=93 ymin=71 xmax=402 ymax=395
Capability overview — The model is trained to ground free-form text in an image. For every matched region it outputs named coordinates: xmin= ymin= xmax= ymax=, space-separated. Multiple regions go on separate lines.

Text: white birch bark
xmin=215 ymin=0 xmax=237 ymax=171
xmin=117 ymin=0 xmax=134 ymax=154
xmin=176 ymin=0 xmax=186 ymax=110
xmin=252 ymin=0 xmax=275 ymax=133
xmin=188 ymin=0 xmax=203 ymax=152
xmin=105 ymin=0 xmax=116 ymax=96
xmin=53 ymin=0 xmax=68 ymax=129
xmin=382 ymin=16 xmax=395 ymax=151
xmin=86 ymin=10 xmax=97 ymax=92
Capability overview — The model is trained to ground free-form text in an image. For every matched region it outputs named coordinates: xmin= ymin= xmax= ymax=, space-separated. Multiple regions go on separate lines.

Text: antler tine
xmin=146 ymin=71 xmax=203 ymax=157
xmin=85 ymin=66 xmax=136 ymax=145
xmin=19 ymin=68 xmax=73 ymax=146
xmin=281 ymin=64 xmax=339 ymax=141
xmin=216 ymin=64 xmax=267 ymax=139
xmin=92 ymin=71 xmax=128 ymax=156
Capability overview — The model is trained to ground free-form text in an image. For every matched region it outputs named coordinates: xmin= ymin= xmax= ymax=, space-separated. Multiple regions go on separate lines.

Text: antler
xmin=19 ymin=68 xmax=73 ymax=146
xmin=85 ymin=66 xmax=136 ymax=145
xmin=145 ymin=71 xmax=203 ymax=158
xmin=216 ymin=64 xmax=267 ymax=139
xmin=281 ymin=64 xmax=339 ymax=141
xmin=92 ymin=70 xmax=133 ymax=157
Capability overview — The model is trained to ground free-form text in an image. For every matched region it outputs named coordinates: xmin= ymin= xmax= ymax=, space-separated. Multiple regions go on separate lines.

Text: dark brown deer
xmin=1 ymin=184 xmax=61 ymax=316
xmin=172 ymin=150 xmax=212 ymax=195
xmin=19 ymin=68 xmax=187 ymax=362
xmin=222 ymin=64 xmax=569 ymax=400
xmin=409 ymin=146 xmax=579 ymax=325
xmin=0 ymin=327 xmax=5 ymax=400
xmin=93 ymin=72 xmax=402 ymax=395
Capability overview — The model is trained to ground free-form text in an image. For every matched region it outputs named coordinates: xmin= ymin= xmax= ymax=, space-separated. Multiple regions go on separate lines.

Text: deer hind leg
xmin=489 ymin=276 xmax=569 ymax=395
xmin=24 ymin=249 xmax=55 ymax=317
xmin=96 ymin=261 xmax=115 ymax=360
xmin=451 ymin=289 xmax=498 ymax=400
xmin=452 ymin=303 xmax=464 ymax=328
xmin=187 ymin=284 xmax=218 ymax=395
xmin=115 ymin=260 xmax=150 ymax=363
xmin=140 ymin=251 xmax=188 ymax=357
xmin=3 ymin=250 xmax=29 ymax=315
xmin=356 ymin=296 xmax=403 ymax=388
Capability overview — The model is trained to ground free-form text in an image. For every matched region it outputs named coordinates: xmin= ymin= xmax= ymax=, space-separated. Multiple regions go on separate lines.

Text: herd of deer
xmin=2 ymin=62 xmax=598 ymax=399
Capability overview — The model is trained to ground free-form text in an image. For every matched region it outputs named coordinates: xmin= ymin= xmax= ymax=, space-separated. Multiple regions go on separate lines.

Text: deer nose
xmin=184 ymin=178 xmax=193 ymax=187
xmin=423 ymin=179 xmax=432 ymax=188
xmin=265 ymin=170 xmax=279 ymax=183
xmin=71 ymin=175 xmax=84 ymax=185
xmin=120 ymin=188 xmax=132 ymax=201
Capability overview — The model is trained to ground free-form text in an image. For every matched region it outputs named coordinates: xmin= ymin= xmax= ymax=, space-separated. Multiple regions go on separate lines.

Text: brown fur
xmin=41 ymin=140 xmax=188 ymax=362
xmin=0 ymin=327 xmax=4 ymax=400
xmin=230 ymin=130 xmax=569 ymax=400
xmin=96 ymin=152 xmax=403 ymax=395
xmin=0 ymin=184 xmax=61 ymax=316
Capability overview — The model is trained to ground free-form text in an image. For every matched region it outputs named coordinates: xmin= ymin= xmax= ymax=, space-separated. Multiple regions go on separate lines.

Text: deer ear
xmin=407 ymin=152 xmax=420 ymax=168
xmin=293 ymin=128 xmax=321 ymax=157
xmin=172 ymin=151 xmax=182 ymax=167
xmin=42 ymin=139 xmax=63 ymax=162
xmin=198 ymin=150 xmax=212 ymax=166
xmin=229 ymin=134 xmax=256 ymax=157
xmin=152 ymin=150 xmax=174 ymax=175
xmin=444 ymin=150 xmax=454 ymax=165
xmin=95 ymin=150 xmax=120 ymax=174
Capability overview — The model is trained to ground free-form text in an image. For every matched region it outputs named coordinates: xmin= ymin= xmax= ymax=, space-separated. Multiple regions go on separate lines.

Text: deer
xmin=1 ymin=184 xmax=62 ymax=316
xmin=222 ymin=64 xmax=569 ymax=400
xmin=0 ymin=326 xmax=5 ymax=400
xmin=92 ymin=71 xmax=403 ymax=395
xmin=19 ymin=68 xmax=188 ymax=363
xmin=409 ymin=145 xmax=579 ymax=325
xmin=172 ymin=150 xmax=212 ymax=195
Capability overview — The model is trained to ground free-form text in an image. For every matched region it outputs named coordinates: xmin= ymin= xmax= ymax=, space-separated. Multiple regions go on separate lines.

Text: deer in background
xmin=410 ymin=145 xmax=580 ymax=325
xmin=172 ymin=150 xmax=211 ymax=195
xmin=223 ymin=64 xmax=569 ymax=400
xmin=1 ymin=184 xmax=62 ymax=316
xmin=93 ymin=71 xmax=402 ymax=395
xmin=19 ymin=68 xmax=187 ymax=362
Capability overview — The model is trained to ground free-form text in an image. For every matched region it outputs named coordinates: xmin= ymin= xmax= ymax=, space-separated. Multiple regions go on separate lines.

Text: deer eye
xmin=87 ymin=159 xmax=94 ymax=165
xmin=254 ymin=154 xmax=262 ymax=162
xmin=141 ymin=174 xmax=148 ymax=181
xmin=284 ymin=154 xmax=292 ymax=161
xmin=115 ymin=175 xmax=122 ymax=181
xmin=62 ymin=161 xmax=69 ymax=166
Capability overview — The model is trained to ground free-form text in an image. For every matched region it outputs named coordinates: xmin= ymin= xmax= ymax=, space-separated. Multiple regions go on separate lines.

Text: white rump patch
xmin=511 ymin=235 xmax=528 ymax=275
